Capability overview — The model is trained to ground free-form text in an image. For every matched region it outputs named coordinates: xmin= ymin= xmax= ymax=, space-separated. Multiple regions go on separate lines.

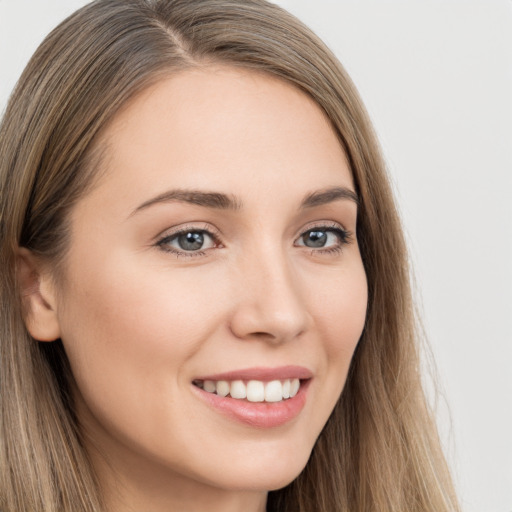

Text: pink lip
xmin=192 ymin=366 xmax=312 ymax=428
xmin=195 ymin=365 xmax=313 ymax=382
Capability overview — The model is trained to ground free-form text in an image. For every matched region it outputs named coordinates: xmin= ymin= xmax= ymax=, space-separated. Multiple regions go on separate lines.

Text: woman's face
xmin=50 ymin=66 xmax=367 ymax=501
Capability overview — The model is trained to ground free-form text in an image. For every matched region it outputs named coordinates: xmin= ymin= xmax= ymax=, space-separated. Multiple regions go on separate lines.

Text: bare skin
xmin=21 ymin=66 xmax=367 ymax=511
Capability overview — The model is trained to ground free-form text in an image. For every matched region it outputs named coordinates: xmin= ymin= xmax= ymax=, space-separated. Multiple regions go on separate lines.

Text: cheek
xmin=54 ymin=241 xmax=368 ymax=490
xmin=313 ymin=263 xmax=367 ymax=350
xmin=55 ymin=255 xmax=242 ymax=479
xmin=56 ymin=253 xmax=226 ymax=418
xmin=62 ymin=266 xmax=216 ymax=359
xmin=306 ymin=262 xmax=367 ymax=405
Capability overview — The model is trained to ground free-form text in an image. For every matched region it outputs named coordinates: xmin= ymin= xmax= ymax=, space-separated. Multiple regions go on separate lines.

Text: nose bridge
xmin=230 ymin=240 xmax=310 ymax=342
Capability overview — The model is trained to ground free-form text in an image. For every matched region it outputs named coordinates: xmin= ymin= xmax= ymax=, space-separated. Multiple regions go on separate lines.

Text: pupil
xmin=179 ymin=232 xmax=204 ymax=251
xmin=305 ymin=230 xmax=327 ymax=248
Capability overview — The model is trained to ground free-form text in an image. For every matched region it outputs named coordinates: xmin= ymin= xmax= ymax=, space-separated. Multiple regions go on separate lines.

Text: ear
xmin=16 ymin=247 xmax=61 ymax=342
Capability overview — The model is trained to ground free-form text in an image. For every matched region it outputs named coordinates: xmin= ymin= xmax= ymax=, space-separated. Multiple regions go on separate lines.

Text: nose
xmin=229 ymin=250 xmax=312 ymax=344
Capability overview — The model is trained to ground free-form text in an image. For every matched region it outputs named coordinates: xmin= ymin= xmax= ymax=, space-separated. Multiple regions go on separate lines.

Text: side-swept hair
xmin=0 ymin=1 xmax=460 ymax=510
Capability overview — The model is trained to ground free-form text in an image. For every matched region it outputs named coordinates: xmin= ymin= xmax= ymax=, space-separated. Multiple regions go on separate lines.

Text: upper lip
xmin=194 ymin=365 xmax=313 ymax=382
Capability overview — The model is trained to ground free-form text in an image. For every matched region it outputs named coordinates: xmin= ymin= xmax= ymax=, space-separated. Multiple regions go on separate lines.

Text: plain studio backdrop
xmin=1 ymin=1 xmax=511 ymax=511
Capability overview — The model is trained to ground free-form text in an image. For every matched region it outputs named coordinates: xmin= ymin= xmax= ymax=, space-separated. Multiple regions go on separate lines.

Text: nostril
xmin=251 ymin=331 xmax=276 ymax=338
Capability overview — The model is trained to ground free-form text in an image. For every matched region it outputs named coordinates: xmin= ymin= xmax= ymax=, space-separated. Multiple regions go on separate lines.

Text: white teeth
xmin=216 ymin=380 xmax=230 ymax=397
xmin=204 ymin=380 xmax=216 ymax=393
xmin=247 ymin=380 xmax=265 ymax=402
xmin=197 ymin=378 xmax=302 ymax=402
xmin=264 ymin=380 xmax=283 ymax=402
xmin=282 ymin=379 xmax=291 ymax=399
xmin=290 ymin=378 xmax=300 ymax=398
xmin=230 ymin=380 xmax=247 ymax=399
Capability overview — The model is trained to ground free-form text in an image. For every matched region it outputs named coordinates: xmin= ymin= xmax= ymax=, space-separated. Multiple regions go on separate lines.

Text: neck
xmin=85 ymin=429 xmax=267 ymax=512
xmin=104 ymin=473 xmax=267 ymax=512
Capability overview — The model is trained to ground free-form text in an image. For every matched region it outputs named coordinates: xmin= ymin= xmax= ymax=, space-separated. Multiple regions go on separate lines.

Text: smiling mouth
xmin=193 ymin=378 xmax=302 ymax=403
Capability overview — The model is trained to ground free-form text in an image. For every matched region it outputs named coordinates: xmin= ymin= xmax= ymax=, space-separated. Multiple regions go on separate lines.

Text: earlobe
xmin=16 ymin=248 xmax=61 ymax=342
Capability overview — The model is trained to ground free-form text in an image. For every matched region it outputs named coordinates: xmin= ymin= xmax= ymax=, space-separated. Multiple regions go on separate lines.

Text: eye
xmin=157 ymin=229 xmax=217 ymax=255
xmin=295 ymin=226 xmax=350 ymax=250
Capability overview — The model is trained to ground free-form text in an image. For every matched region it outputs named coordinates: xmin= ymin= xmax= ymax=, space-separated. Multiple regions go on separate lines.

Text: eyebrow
xmin=129 ymin=185 xmax=358 ymax=217
xmin=130 ymin=189 xmax=243 ymax=217
xmin=300 ymin=187 xmax=359 ymax=208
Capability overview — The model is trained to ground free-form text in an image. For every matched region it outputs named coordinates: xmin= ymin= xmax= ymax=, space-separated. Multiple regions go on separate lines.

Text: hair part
xmin=0 ymin=1 xmax=460 ymax=510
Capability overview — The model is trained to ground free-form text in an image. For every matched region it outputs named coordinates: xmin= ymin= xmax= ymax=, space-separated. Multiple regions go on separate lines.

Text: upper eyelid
xmin=154 ymin=219 xmax=352 ymax=249
xmin=295 ymin=220 xmax=349 ymax=237
xmin=154 ymin=226 xmax=222 ymax=259
xmin=155 ymin=227 xmax=220 ymax=258
xmin=156 ymin=223 xmax=222 ymax=242
xmin=296 ymin=225 xmax=350 ymax=243
xmin=156 ymin=220 xmax=349 ymax=240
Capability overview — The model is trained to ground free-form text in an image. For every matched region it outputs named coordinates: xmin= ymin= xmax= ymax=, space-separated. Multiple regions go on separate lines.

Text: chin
xmin=208 ymin=445 xmax=312 ymax=492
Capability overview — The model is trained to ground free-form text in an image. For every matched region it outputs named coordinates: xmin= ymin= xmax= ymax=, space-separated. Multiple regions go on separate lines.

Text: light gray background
xmin=1 ymin=1 xmax=511 ymax=511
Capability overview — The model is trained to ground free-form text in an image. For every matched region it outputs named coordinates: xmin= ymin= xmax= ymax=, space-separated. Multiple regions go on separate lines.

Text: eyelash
xmin=155 ymin=222 xmax=353 ymax=259
xmin=156 ymin=224 xmax=222 ymax=258
xmin=297 ymin=223 xmax=353 ymax=256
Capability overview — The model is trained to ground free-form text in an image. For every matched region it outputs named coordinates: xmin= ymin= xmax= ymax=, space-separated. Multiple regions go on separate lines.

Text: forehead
xmin=84 ymin=65 xmax=353 ymax=214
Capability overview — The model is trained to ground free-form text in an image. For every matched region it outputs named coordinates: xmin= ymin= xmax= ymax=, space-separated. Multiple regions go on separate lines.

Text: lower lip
xmin=193 ymin=380 xmax=310 ymax=428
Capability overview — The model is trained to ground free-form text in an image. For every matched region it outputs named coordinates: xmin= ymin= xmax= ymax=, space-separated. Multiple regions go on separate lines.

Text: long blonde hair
xmin=0 ymin=1 xmax=460 ymax=510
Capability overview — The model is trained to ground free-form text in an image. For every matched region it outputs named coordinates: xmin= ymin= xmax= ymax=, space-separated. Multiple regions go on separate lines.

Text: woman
xmin=0 ymin=1 xmax=460 ymax=511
